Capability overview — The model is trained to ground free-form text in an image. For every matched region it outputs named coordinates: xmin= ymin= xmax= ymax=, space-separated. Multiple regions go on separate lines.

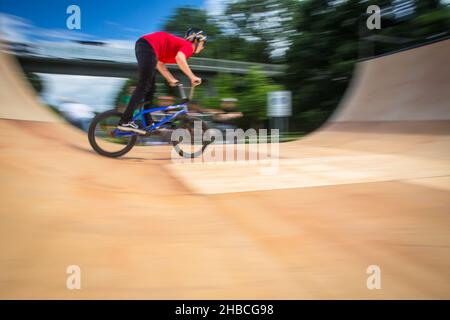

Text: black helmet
xmin=185 ymin=28 xmax=207 ymax=43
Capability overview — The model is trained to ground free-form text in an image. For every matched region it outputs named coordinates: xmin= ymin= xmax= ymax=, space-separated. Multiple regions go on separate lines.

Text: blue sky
xmin=0 ymin=0 xmax=214 ymax=41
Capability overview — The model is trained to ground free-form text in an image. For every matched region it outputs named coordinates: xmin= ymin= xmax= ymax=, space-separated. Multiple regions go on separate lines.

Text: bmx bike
xmin=88 ymin=83 xmax=211 ymax=158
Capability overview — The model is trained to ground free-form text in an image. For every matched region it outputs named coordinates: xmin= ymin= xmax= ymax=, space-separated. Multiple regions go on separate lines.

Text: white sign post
xmin=267 ymin=91 xmax=291 ymax=133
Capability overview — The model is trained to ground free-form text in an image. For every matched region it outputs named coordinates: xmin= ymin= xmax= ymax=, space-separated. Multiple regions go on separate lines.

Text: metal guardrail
xmin=187 ymin=57 xmax=286 ymax=74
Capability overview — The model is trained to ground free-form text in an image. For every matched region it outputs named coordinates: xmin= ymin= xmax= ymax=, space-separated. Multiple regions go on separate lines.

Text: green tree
xmin=26 ymin=72 xmax=43 ymax=94
xmin=202 ymin=35 xmax=270 ymax=62
xmin=224 ymin=0 xmax=297 ymax=61
xmin=163 ymin=7 xmax=221 ymax=38
xmin=197 ymin=69 xmax=284 ymax=128
xmin=114 ymin=79 xmax=137 ymax=107
xmin=196 ymin=73 xmax=237 ymax=109
xmin=162 ymin=6 xmax=271 ymax=62
xmin=237 ymin=67 xmax=284 ymax=128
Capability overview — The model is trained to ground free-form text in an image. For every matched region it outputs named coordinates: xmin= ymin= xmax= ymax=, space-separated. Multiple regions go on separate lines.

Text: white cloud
xmin=0 ymin=13 xmax=136 ymax=50
xmin=205 ymin=0 xmax=226 ymax=16
xmin=0 ymin=13 xmax=32 ymax=42
xmin=103 ymin=39 xmax=135 ymax=49
xmin=35 ymin=28 xmax=94 ymax=41
xmin=103 ymin=20 xmax=141 ymax=34
xmin=0 ymin=13 xmax=94 ymax=43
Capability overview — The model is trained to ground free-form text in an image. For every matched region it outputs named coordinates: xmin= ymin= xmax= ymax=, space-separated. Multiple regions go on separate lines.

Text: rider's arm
xmin=175 ymin=52 xmax=195 ymax=80
xmin=157 ymin=61 xmax=177 ymax=84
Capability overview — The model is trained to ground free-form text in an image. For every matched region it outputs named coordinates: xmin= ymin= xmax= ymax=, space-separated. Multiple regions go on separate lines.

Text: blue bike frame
xmin=113 ymin=102 xmax=189 ymax=138
xmin=113 ymin=83 xmax=191 ymax=137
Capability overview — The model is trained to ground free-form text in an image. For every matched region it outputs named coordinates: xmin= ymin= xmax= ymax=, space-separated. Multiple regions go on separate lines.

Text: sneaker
xmin=117 ymin=121 xmax=146 ymax=135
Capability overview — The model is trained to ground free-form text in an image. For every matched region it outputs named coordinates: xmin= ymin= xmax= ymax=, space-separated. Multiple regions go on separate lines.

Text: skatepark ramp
xmin=0 ymin=39 xmax=449 ymax=299
xmin=332 ymin=39 xmax=450 ymax=123
xmin=0 ymin=48 xmax=61 ymax=122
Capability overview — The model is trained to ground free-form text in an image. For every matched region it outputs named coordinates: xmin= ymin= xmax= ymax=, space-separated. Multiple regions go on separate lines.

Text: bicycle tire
xmin=88 ymin=110 xmax=137 ymax=158
xmin=171 ymin=116 xmax=211 ymax=159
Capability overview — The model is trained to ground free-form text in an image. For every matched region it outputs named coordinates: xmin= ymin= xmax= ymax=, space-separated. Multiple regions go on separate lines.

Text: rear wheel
xmin=171 ymin=116 xmax=211 ymax=158
xmin=88 ymin=110 xmax=137 ymax=158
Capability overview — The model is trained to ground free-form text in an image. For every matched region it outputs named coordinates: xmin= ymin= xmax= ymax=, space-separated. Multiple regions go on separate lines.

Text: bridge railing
xmin=178 ymin=57 xmax=286 ymax=75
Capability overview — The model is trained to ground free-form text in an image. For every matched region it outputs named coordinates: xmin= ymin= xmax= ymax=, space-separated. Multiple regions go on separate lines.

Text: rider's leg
xmin=141 ymin=73 xmax=156 ymax=126
xmin=119 ymin=38 xmax=157 ymax=132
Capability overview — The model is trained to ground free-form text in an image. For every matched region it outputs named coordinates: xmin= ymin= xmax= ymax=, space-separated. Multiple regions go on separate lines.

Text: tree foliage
xmin=162 ymin=6 xmax=270 ymax=62
xmin=26 ymin=72 xmax=43 ymax=94
xmin=224 ymin=0 xmax=297 ymax=60
xmin=197 ymin=69 xmax=284 ymax=129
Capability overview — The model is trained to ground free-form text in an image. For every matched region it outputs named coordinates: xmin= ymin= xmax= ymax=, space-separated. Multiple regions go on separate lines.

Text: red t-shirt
xmin=141 ymin=32 xmax=194 ymax=64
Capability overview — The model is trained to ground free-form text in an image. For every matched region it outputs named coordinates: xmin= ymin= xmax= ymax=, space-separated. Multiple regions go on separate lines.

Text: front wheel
xmin=88 ymin=110 xmax=137 ymax=158
xmin=171 ymin=116 xmax=211 ymax=158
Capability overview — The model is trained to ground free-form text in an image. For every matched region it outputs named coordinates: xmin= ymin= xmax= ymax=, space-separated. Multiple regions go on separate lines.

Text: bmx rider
xmin=118 ymin=28 xmax=207 ymax=134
